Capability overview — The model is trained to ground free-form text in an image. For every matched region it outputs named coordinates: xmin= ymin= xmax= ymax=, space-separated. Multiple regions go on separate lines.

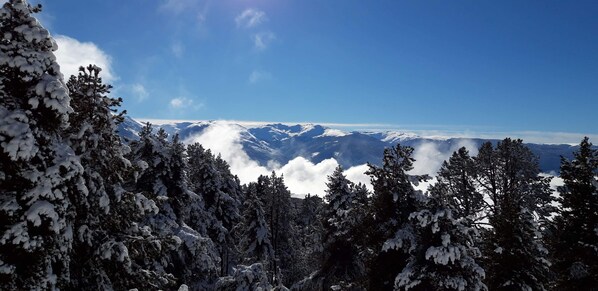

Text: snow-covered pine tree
xmin=319 ymin=165 xmax=368 ymax=289
xmin=292 ymin=194 xmax=324 ymax=286
xmin=433 ymin=147 xmax=484 ymax=222
xmin=64 ymin=64 xmax=154 ymax=289
xmin=127 ymin=127 xmax=221 ymax=288
xmin=365 ymin=144 xmax=429 ymax=291
xmin=185 ymin=142 xmax=214 ymax=235
xmin=186 ymin=143 xmax=241 ymax=276
xmin=298 ymin=193 xmax=323 ymax=226
xmin=214 ymin=153 xmax=244 ymax=274
xmin=256 ymin=172 xmax=296 ymax=286
xmin=215 ymin=263 xmax=273 ymax=291
xmin=552 ymin=137 xmax=598 ymax=289
xmin=0 ymin=1 xmax=85 ymax=288
xmin=168 ymin=134 xmax=221 ymax=288
xmin=476 ymin=139 xmax=554 ymax=291
xmin=393 ymin=180 xmax=486 ymax=291
xmin=237 ymin=182 xmax=273 ymax=266
xmin=124 ymin=124 xmax=183 ymax=288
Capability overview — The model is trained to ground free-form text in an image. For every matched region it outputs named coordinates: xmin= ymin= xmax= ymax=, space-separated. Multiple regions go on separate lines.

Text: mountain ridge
xmin=118 ymin=116 xmax=580 ymax=174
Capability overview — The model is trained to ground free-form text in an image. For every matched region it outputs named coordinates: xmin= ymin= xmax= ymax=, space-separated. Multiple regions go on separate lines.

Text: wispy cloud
xmin=253 ymin=31 xmax=276 ymax=51
xmin=131 ymin=83 xmax=149 ymax=101
xmin=171 ymin=41 xmax=184 ymax=58
xmin=235 ymin=8 xmax=267 ymax=28
xmin=170 ymin=97 xmax=193 ymax=108
xmin=248 ymin=70 xmax=271 ymax=84
xmin=168 ymin=96 xmax=205 ymax=113
xmin=54 ymin=35 xmax=116 ymax=83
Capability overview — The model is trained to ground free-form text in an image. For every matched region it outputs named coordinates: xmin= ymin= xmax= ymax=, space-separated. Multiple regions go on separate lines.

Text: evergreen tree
xmin=215 ymin=263 xmax=273 ymax=291
xmin=237 ymin=182 xmax=273 ymax=266
xmin=186 ymin=143 xmax=241 ymax=276
xmin=292 ymin=194 xmax=325 ymax=286
xmin=0 ymin=1 xmax=84 ymax=288
xmin=393 ymin=183 xmax=486 ymax=291
xmin=365 ymin=144 xmax=428 ymax=291
xmin=553 ymin=137 xmax=598 ymax=289
xmin=64 ymin=64 xmax=160 ymax=289
xmin=124 ymin=124 xmax=181 ymax=288
xmin=319 ymin=166 xmax=368 ymax=289
xmin=476 ymin=139 xmax=553 ymax=291
xmin=257 ymin=172 xmax=296 ymax=285
xmin=433 ymin=147 xmax=484 ymax=222
xmin=186 ymin=142 xmax=214 ymax=235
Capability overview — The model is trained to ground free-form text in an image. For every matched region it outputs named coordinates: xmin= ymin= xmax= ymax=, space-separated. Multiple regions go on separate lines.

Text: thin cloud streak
xmin=235 ymin=8 xmax=267 ymax=28
xmin=253 ymin=31 xmax=275 ymax=51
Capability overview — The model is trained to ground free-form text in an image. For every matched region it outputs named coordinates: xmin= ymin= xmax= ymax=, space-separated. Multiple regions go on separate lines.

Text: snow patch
xmin=316 ymin=128 xmax=348 ymax=138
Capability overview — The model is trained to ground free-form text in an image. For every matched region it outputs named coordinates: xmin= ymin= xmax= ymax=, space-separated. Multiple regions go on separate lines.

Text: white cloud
xmin=279 ymin=157 xmax=339 ymax=196
xmin=235 ymin=8 xmax=267 ymax=28
xmin=184 ymin=122 xmax=270 ymax=184
xmin=169 ymin=97 xmax=194 ymax=108
xmin=131 ymin=83 xmax=149 ymax=101
xmin=411 ymin=139 xmax=479 ymax=176
xmin=54 ymin=35 xmax=116 ymax=83
xmin=183 ymin=122 xmax=367 ymax=197
xmin=156 ymin=119 xmax=593 ymax=197
xmin=344 ymin=164 xmax=372 ymax=191
xmin=253 ymin=31 xmax=275 ymax=51
xmin=249 ymin=70 xmax=271 ymax=84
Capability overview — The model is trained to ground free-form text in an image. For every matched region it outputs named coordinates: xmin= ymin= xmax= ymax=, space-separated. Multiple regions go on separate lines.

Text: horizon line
xmin=134 ymin=117 xmax=596 ymax=145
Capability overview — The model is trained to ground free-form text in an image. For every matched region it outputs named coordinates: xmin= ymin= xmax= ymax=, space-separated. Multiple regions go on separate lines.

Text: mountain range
xmin=118 ymin=116 xmax=580 ymax=175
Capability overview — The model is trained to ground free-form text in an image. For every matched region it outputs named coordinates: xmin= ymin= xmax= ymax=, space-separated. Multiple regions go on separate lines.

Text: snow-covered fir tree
xmin=64 ymin=64 xmax=164 ymax=289
xmin=319 ymin=165 xmax=369 ymax=289
xmin=475 ymin=139 xmax=554 ymax=291
xmin=237 ymin=182 xmax=273 ymax=266
xmin=365 ymin=144 xmax=429 ymax=291
xmin=186 ymin=142 xmax=241 ymax=276
xmin=215 ymin=263 xmax=273 ymax=291
xmin=292 ymin=194 xmax=324 ymax=286
xmin=123 ymin=124 xmax=181 ymax=288
xmin=392 ymin=182 xmax=486 ymax=291
xmin=257 ymin=172 xmax=296 ymax=286
xmin=186 ymin=142 xmax=215 ymax=235
xmin=433 ymin=147 xmax=484 ymax=222
xmin=552 ymin=137 xmax=598 ymax=289
xmin=0 ymin=1 xmax=85 ymax=288
xmin=168 ymin=134 xmax=221 ymax=288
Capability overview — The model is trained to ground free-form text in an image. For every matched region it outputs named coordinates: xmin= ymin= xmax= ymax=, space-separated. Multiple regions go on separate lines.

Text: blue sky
xmin=34 ymin=0 xmax=598 ymax=136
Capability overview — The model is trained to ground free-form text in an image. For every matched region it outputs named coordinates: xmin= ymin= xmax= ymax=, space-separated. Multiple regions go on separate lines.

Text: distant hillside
xmin=118 ymin=116 xmax=582 ymax=174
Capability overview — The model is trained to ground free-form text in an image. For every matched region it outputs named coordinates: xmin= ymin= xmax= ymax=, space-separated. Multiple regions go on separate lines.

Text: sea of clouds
xmin=183 ymin=121 xmax=496 ymax=197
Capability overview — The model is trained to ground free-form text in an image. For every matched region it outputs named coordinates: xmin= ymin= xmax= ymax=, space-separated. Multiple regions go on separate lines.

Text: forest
xmin=1 ymin=1 xmax=597 ymax=290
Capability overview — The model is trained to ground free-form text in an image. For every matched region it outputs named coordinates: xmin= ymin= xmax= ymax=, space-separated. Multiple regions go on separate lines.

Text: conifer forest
xmin=1 ymin=1 xmax=597 ymax=290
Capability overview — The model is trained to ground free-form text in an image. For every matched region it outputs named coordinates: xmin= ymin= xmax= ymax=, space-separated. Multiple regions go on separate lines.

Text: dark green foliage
xmin=552 ymin=137 xmax=598 ymax=290
xmin=395 ymin=181 xmax=486 ymax=290
xmin=431 ymin=147 xmax=484 ymax=222
xmin=318 ymin=166 xmax=369 ymax=289
xmin=254 ymin=172 xmax=296 ymax=285
xmin=365 ymin=144 xmax=429 ymax=291
xmin=186 ymin=143 xmax=242 ymax=276
xmin=237 ymin=183 xmax=273 ymax=265
xmin=477 ymin=139 xmax=554 ymax=291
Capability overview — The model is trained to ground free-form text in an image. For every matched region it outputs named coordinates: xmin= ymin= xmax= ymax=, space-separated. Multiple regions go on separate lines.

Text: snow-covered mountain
xmin=118 ymin=116 xmax=579 ymax=174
